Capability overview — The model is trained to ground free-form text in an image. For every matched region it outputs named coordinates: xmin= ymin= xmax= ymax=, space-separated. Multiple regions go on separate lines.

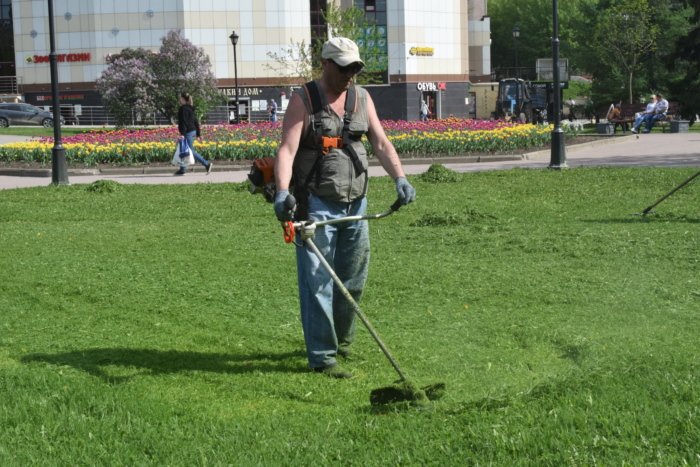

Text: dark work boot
xmin=313 ymin=364 xmax=352 ymax=379
xmin=337 ymin=345 xmax=351 ymax=359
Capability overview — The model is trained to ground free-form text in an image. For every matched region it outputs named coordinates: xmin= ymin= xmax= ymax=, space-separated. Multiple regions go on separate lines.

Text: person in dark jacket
xmin=176 ymin=92 xmax=212 ymax=175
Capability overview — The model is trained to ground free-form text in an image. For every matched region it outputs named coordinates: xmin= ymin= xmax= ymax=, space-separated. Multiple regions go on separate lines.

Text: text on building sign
xmin=27 ymin=53 xmax=91 ymax=64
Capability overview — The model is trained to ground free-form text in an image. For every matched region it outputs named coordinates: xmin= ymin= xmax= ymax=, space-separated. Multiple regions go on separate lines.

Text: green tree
xmin=488 ymin=0 xmax=596 ymax=78
xmin=265 ymin=4 xmax=387 ymax=85
xmin=592 ymin=0 xmax=659 ymax=104
xmin=658 ymin=0 xmax=697 ymax=120
xmin=574 ymin=0 xmax=692 ymax=113
xmin=266 ymin=40 xmax=315 ymax=82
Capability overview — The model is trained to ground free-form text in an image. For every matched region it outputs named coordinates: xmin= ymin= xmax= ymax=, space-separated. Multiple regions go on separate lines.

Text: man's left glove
xmin=395 ymin=177 xmax=416 ymax=205
xmin=274 ymin=189 xmax=296 ymax=221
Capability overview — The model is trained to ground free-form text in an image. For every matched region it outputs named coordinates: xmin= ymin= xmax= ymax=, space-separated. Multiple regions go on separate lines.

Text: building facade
xmin=10 ymin=0 xmax=491 ymax=121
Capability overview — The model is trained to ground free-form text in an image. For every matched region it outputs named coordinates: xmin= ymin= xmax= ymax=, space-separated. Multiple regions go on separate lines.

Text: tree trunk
xmin=628 ymin=71 xmax=634 ymax=104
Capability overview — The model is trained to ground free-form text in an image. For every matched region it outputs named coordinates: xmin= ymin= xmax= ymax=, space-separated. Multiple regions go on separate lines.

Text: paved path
xmin=1 ymin=133 xmax=698 ymax=191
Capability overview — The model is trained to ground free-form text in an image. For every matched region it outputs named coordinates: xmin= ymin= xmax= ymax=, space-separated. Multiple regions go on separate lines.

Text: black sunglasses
xmin=331 ymin=60 xmax=363 ymax=75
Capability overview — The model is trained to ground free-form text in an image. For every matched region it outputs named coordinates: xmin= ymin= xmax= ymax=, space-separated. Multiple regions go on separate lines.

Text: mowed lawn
xmin=1 ymin=167 xmax=698 ymax=465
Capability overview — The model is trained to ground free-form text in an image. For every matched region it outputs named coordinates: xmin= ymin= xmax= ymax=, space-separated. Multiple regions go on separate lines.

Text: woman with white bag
xmin=175 ymin=92 xmax=213 ymax=175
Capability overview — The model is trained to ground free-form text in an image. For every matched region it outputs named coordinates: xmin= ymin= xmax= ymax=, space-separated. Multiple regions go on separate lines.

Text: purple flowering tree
xmin=150 ymin=30 xmax=222 ymax=122
xmin=96 ymin=31 xmax=221 ymax=126
xmin=96 ymin=53 xmax=157 ymax=127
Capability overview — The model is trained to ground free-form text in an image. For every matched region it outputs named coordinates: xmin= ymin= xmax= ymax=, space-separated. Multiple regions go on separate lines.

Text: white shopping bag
xmin=171 ymin=139 xmax=194 ymax=166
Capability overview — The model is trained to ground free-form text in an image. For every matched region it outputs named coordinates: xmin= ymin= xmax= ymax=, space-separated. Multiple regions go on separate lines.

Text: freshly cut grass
xmin=1 ymin=167 xmax=699 ymax=465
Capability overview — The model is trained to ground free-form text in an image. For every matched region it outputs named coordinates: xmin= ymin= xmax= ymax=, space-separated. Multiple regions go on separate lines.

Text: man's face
xmin=324 ymin=59 xmax=362 ymax=93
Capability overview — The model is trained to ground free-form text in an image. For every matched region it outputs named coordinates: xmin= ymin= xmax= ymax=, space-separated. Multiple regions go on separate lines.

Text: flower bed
xmin=0 ymin=119 xmax=553 ymax=166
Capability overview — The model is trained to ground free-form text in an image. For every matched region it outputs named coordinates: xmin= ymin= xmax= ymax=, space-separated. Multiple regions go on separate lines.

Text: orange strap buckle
xmin=321 ymin=136 xmax=343 ymax=155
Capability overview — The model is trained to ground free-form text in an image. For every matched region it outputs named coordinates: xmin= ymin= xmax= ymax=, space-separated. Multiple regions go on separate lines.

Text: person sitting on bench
xmin=606 ymin=103 xmax=628 ymax=133
xmin=643 ymin=93 xmax=669 ymax=133
xmin=632 ymin=93 xmax=668 ymax=134
xmin=631 ymin=94 xmax=656 ymax=134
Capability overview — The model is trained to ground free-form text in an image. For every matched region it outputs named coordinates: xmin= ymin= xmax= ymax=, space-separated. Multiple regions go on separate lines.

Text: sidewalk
xmin=1 ymin=132 xmax=698 ymax=191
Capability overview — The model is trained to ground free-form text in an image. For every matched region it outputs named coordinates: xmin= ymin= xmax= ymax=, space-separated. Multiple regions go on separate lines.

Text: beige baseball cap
xmin=321 ymin=37 xmax=364 ymax=67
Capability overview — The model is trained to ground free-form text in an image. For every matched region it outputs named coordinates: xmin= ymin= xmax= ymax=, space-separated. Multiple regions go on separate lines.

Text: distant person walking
xmin=176 ymin=92 xmax=212 ymax=175
xmin=268 ymin=99 xmax=278 ymax=122
xmin=419 ymin=99 xmax=429 ymax=121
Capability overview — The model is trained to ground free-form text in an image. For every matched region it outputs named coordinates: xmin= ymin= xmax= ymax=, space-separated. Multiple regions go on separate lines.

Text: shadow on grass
xmin=582 ymin=213 xmax=700 ymax=224
xmin=21 ymin=347 xmax=307 ymax=383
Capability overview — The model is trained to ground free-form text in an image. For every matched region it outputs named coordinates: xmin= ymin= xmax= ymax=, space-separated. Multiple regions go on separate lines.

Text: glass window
xmin=0 ymin=0 xmax=10 ymax=19
xmin=310 ymin=0 xmax=328 ymax=40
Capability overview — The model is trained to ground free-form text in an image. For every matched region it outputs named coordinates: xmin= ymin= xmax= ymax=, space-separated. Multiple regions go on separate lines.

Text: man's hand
xmin=395 ymin=177 xmax=416 ymax=205
xmin=274 ymin=190 xmax=296 ymax=221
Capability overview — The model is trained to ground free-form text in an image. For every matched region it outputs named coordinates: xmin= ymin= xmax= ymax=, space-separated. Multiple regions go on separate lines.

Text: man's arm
xmin=274 ymin=93 xmax=307 ymax=190
xmin=365 ymin=93 xmax=405 ymax=180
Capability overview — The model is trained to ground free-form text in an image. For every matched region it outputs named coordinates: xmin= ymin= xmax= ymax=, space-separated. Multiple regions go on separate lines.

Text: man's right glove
xmin=395 ymin=176 xmax=416 ymax=205
xmin=274 ymin=190 xmax=296 ymax=221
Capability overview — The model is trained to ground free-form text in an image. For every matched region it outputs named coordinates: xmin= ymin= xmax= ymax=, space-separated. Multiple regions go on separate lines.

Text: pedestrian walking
xmin=176 ymin=92 xmax=212 ymax=175
xmin=268 ymin=99 xmax=278 ymax=122
xmin=420 ymin=99 xmax=429 ymax=121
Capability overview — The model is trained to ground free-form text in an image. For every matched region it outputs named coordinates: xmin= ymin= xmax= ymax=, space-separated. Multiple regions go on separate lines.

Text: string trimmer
xmin=281 ymin=196 xmax=444 ymax=406
xmin=638 ymin=169 xmax=700 ymax=216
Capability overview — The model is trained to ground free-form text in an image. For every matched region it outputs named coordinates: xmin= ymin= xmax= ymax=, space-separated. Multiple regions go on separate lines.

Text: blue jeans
xmin=296 ymin=195 xmax=370 ymax=368
xmin=632 ymin=114 xmax=646 ymax=131
xmin=180 ymin=131 xmax=209 ymax=168
xmin=643 ymin=113 xmax=666 ymax=132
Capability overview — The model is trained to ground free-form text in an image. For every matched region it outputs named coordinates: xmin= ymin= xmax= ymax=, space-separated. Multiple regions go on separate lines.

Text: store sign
xmin=26 ymin=52 xmax=91 ymax=64
xmin=219 ymin=87 xmax=263 ymax=98
xmin=409 ymin=47 xmax=434 ymax=56
xmin=417 ymin=82 xmax=438 ymax=92
xmin=416 ymin=82 xmax=447 ymax=92
xmin=36 ymin=93 xmax=85 ymax=102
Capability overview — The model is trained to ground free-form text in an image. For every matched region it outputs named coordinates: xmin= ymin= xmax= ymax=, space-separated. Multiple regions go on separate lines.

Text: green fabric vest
xmin=293 ymin=81 xmax=370 ymax=203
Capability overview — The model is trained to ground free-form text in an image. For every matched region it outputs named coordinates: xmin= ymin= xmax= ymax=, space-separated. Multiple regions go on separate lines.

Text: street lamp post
xmin=229 ymin=30 xmax=240 ymax=124
xmin=549 ymin=0 xmax=567 ymax=169
xmin=512 ymin=26 xmax=520 ymax=78
xmin=48 ymin=0 xmax=68 ymax=185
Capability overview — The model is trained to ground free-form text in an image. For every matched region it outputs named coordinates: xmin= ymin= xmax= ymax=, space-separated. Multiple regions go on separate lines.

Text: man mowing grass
xmin=273 ymin=37 xmax=416 ymax=378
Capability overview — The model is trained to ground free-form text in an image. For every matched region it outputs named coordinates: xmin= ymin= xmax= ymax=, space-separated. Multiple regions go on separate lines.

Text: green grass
xmin=1 ymin=168 xmax=699 ymax=465
xmin=0 ymin=127 xmax=93 ymax=138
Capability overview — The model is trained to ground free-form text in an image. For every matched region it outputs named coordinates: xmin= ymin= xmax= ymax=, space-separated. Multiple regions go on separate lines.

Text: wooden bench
xmin=599 ymin=101 xmax=681 ymax=134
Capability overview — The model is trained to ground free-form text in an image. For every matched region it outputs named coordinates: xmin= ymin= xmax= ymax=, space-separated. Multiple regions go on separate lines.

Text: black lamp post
xmin=512 ymin=26 xmax=520 ymax=78
xmin=229 ymin=30 xmax=240 ymax=124
xmin=549 ymin=0 xmax=567 ymax=169
xmin=48 ymin=0 xmax=68 ymax=185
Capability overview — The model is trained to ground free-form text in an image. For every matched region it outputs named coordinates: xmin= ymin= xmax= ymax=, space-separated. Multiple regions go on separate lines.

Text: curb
xmin=0 ymin=154 xmax=524 ymax=177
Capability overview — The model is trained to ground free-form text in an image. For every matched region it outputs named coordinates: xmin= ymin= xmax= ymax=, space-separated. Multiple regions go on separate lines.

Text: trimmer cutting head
xmin=370 ymin=381 xmax=445 ymax=406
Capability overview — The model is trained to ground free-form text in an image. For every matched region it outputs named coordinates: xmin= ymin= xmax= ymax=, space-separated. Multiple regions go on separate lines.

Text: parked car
xmin=0 ymin=103 xmax=64 ymax=128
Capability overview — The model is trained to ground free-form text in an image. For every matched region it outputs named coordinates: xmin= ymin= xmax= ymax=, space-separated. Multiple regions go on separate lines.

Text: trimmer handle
xmin=282 ymin=197 xmax=406 ymax=243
